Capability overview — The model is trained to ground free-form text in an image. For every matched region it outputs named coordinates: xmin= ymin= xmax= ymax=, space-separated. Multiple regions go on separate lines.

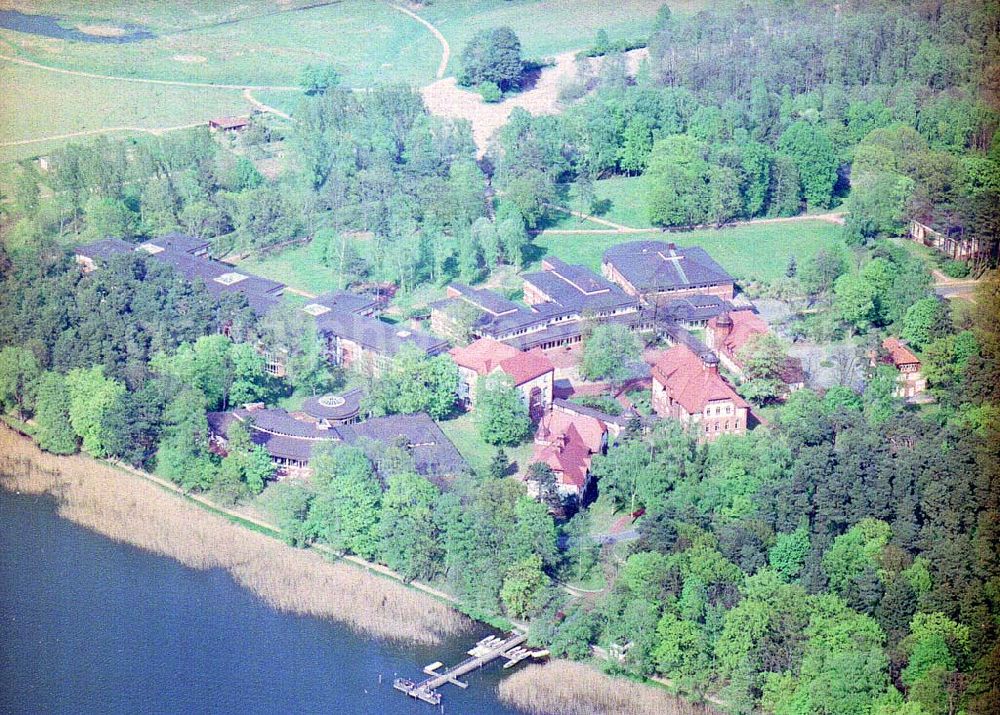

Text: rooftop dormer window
xmin=302 ymin=303 xmax=332 ymax=316
xmin=215 ymin=272 xmax=249 ymax=286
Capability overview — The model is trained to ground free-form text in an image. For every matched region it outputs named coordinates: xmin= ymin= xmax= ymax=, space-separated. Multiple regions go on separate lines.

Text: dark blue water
xmin=0 ymin=10 xmax=154 ymax=43
xmin=0 ymin=490 xmax=525 ymax=714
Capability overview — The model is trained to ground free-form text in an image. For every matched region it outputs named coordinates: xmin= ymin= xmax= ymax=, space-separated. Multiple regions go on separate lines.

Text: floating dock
xmin=393 ymin=632 xmax=540 ymax=705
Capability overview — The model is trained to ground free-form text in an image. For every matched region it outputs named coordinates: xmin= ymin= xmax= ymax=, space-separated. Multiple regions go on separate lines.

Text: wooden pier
xmin=393 ymin=632 xmax=538 ymax=705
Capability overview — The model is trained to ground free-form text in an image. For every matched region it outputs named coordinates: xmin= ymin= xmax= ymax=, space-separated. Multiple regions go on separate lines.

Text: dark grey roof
xmin=302 ymin=388 xmax=364 ymax=421
xmin=351 ymin=413 xmax=468 ymax=478
xmin=446 ymin=283 xmax=521 ymax=316
xmin=603 ymin=241 xmax=733 ymax=292
xmin=304 ymin=291 xmax=379 ymax=317
xmin=662 ymin=323 xmax=717 ymax=362
xmin=209 ymin=408 xmax=467 ymax=477
xmin=506 ymin=310 xmax=650 ymax=350
xmin=78 ymin=236 xmax=285 ymax=316
xmin=316 ymin=313 xmax=449 ymax=357
xmin=75 ymin=238 xmax=133 ymax=261
xmin=658 ymin=294 xmax=734 ymax=321
xmin=144 ymin=232 xmax=210 ymax=255
xmin=145 ymin=248 xmax=285 ymax=315
xmin=522 ymin=261 xmax=638 ymax=314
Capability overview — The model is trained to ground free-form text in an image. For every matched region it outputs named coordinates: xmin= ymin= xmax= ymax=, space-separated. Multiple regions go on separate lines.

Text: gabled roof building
xmin=706 ymin=310 xmax=770 ymax=378
xmin=528 ymin=402 xmax=609 ymax=498
xmin=881 ymin=337 xmax=927 ymax=399
xmin=208 ymin=405 xmax=467 ymax=483
xmin=448 ymin=338 xmax=554 ymax=420
xmin=602 ymin=241 xmax=734 ymax=303
xmin=651 ymin=343 xmax=749 ymax=442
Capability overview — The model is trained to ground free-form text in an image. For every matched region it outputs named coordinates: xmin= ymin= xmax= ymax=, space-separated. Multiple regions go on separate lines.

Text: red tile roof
xmin=532 ymin=408 xmax=608 ymax=490
xmin=532 ymin=425 xmax=592 ymax=490
xmin=536 ymin=408 xmax=606 ymax=453
xmin=652 ymin=344 xmax=748 ymax=414
xmin=883 ymin=337 xmax=920 ymax=367
xmin=449 ymin=338 xmax=520 ymax=375
xmin=708 ymin=311 xmax=769 ymax=366
xmin=498 ymin=348 xmax=554 ymax=386
xmin=450 ymin=339 xmax=553 ymax=386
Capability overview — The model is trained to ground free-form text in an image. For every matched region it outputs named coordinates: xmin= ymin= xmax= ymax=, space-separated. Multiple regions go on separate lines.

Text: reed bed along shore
xmin=0 ymin=426 xmax=468 ymax=645
xmin=498 ymin=660 xmax=721 ymax=715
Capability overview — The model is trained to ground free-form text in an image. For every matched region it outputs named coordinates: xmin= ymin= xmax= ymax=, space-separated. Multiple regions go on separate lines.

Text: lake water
xmin=0 ymin=10 xmax=154 ymax=43
xmin=0 ymin=489 xmax=526 ymax=714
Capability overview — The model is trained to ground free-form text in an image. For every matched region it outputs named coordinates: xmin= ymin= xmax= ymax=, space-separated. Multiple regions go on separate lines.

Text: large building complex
xmin=75 ymin=234 xmax=286 ymax=316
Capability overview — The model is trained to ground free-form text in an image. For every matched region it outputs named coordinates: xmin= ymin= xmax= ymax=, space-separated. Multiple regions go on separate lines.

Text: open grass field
xmin=0 ymin=57 xmax=252 ymax=161
xmin=0 ymin=0 xmax=718 ymax=159
xmin=533 ymin=219 xmax=848 ymax=284
xmin=557 ymin=175 xmax=650 ymax=228
xmin=0 ymin=1 xmax=439 ymax=87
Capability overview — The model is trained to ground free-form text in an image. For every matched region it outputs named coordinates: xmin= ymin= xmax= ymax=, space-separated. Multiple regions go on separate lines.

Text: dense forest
xmin=1 ymin=1 xmax=998 ymax=714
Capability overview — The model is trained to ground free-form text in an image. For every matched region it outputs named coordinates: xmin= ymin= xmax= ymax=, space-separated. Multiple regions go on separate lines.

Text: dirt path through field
xmin=242 ymin=88 xmax=292 ymax=120
xmin=537 ymin=209 xmax=850 ymax=235
xmin=387 ymin=2 xmax=450 ymax=79
xmin=0 ymin=122 xmax=206 ymax=147
xmin=0 ymin=52 xmax=300 ymax=91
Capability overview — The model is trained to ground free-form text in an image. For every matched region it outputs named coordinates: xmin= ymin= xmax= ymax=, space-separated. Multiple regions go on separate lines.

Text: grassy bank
xmin=498 ymin=660 xmax=721 ymax=715
xmin=0 ymin=425 xmax=467 ymax=646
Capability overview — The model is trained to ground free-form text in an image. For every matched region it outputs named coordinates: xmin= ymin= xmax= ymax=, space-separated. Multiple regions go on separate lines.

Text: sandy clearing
xmin=421 ymin=47 xmax=649 ymax=157
xmin=76 ymin=24 xmax=128 ymax=37
xmin=420 ymin=50 xmax=580 ymax=156
xmin=172 ymin=54 xmax=208 ymax=63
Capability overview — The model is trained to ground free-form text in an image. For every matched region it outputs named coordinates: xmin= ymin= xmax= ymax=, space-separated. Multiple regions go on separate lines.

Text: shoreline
xmin=0 ymin=423 xmax=716 ymax=715
xmin=0 ymin=424 xmax=467 ymax=647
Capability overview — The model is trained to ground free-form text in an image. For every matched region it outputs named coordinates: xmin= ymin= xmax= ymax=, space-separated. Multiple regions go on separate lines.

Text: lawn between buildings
xmin=437 ymin=411 xmax=536 ymax=477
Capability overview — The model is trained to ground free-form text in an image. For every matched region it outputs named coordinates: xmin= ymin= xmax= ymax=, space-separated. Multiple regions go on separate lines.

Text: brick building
xmin=448 ymin=338 xmax=554 ymax=420
xmin=882 ymin=338 xmax=927 ymax=399
xmin=651 ymin=343 xmax=749 ymax=442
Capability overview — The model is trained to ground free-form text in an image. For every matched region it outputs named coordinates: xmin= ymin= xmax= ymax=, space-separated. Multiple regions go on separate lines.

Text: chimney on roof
xmin=702 ymin=353 xmax=720 ymax=375
xmin=667 ymin=242 xmax=677 ymax=251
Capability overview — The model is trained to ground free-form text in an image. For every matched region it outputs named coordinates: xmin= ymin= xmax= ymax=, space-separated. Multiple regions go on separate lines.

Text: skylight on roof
xmin=138 ymin=243 xmax=165 ymax=254
xmin=302 ymin=303 xmax=332 ymax=316
xmin=214 ymin=272 xmax=248 ymax=286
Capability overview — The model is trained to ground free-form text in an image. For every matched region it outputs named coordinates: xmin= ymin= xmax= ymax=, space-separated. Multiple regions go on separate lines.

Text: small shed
xmin=208 ymin=116 xmax=250 ymax=132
